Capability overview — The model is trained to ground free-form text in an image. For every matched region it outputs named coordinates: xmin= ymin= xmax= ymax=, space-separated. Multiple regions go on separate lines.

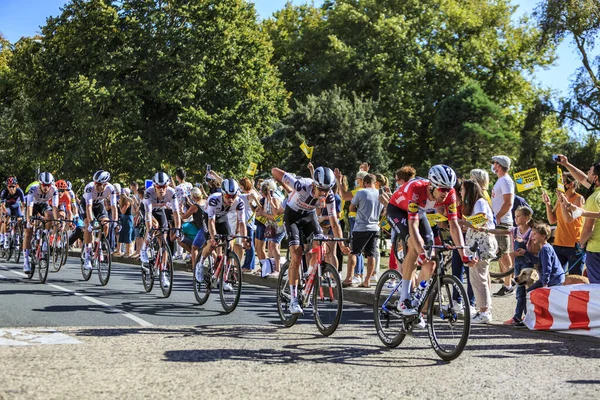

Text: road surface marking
xmin=0 ymin=328 xmax=81 ymax=346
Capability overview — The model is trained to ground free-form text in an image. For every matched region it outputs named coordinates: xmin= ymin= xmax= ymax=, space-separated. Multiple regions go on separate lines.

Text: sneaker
xmin=398 ymin=299 xmax=418 ymax=316
xmin=472 ymin=311 xmax=492 ymax=324
xmin=161 ymin=272 xmax=170 ymax=289
xmin=221 ymin=282 xmax=233 ymax=292
xmin=84 ymin=258 xmax=93 ymax=271
xmin=140 ymin=249 xmax=149 ymax=264
xmin=442 ymin=302 xmax=464 ymax=315
xmin=503 ymin=317 xmax=521 ymax=326
xmin=515 ymin=321 xmax=526 ymax=328
xmin=370 ymin=275 xmax=378 ymax=284
xmin=469 ymin=305 xmax=478 ymax=316
xmin=290 ymin=299 xmax=304 ymax=315
xmin=352 ymin=276 xmax=363 ymax=285
xmin=194 ymin=264 xmax=204 ymax=282
xmin=493 ymin=285 xmax=515 ymax=297
xmin=414 ymin=313 xmax=426 ymax=329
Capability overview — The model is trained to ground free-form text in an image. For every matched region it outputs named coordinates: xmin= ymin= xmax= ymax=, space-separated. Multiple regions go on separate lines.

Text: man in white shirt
xmin=491 ymin=155 xmax=515 ymax=296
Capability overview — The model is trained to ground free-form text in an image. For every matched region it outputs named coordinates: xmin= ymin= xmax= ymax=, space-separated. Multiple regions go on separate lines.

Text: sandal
xmin=342 ymin=281 xmax=353 ymax=288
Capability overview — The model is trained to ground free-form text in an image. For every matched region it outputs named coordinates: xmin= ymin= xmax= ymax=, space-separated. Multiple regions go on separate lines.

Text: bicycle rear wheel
xmin=159 ymin=243 xmax=173 ymax=298
xmin=6 ymin=236 xmax=13 ymax=262
xmin=60 ymin=231 xmax=69 ymax=267
xmin=193 ymin=256 xmax=212 ymax=305
xmin=51 ymin=234 xmax=62 ymax=272
xmin=220 ymin=251 xmax=242 ymax=313
xmin=427 ymin=275 xmax=471 ymax=362
xmin=312 ymin=263 xmax=343 ymax=336
xmin=276 ymin=262 xmax=300 ymax=328
xmin=80 ymin=249 xmax=92 ymax=281
xmin=97 ymin=238 xmax=112 ymax=286
xmin=373 ymin=269 xmax=406 ymax=348
xmin=37 ymin=234 xmax=50 ymax=284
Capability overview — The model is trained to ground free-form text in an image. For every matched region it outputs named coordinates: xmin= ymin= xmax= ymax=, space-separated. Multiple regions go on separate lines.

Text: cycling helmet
xmin=153 ymin=172 xmax=170 ymax=186
xmin=6 ymin=177 xmax=17 ymax=186
xmin=221 ymin=179 xmax=239 ymax=195
xmin=66 ymin=181 xmax=72 ymax=190
xmin=56 ymin=180 xmax=68 ymax=190
xmin=428 ymin=165 xmax=457 ymax=189
xmin=93 ymin=170 xmax=111 ymax=184
xmin=313 ymin=166 xmax=335 ymax=190
xmin=39 ymin=172 xmax=55 ymax=185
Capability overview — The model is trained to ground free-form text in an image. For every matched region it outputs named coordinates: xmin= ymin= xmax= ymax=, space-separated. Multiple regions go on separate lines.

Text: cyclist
xmin=81 ymin=170 xmax=119 ymax=271
xmin=196 ymin=179 xmax=250 ymax=288
xmin=387 ymin=165 xmax=473 ymax=316
xmin=23 ymin=172 xmax=60 ymax=273
xmin=140 ymin=172 xmax=182 ymax=289
xmin=271 ymin=166 xmax=349 ymax=315
xmin=0 ymin=177 xmax=25 ymax=249
xmin=53 ymin=180 xmax=76 ymax=221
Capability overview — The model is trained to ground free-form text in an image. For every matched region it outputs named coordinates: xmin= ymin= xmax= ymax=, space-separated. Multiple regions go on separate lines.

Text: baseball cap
xmin=492 ymin=155 xmax=511 ymax=169
xmin=356 ymin=171 xmax=368 ymax=180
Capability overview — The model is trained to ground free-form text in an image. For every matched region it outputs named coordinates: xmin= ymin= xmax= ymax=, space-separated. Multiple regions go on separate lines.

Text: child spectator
xmin=527 ymin=223 xmax=565 ymax=290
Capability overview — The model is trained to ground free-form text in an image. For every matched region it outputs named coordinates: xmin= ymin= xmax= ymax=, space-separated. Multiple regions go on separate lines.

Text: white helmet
xmin=38 ymin=172 xmax=54 ymax=185
xmin=93 ymin=170 xmax=111 ymax=184
xmin=428 ymin=165 xmax=457 ymax=189
xmin=153 ymin=172 xmax=170 ymax=186
xmin=313 ymin=167 xmax=335 ymax=190
xmin=221 ymin=179 xmax=239 ymax=195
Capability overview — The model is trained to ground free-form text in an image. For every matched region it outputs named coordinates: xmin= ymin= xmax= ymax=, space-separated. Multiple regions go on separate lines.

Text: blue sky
xmin=0 ymin=0 xmax=597 ymax=98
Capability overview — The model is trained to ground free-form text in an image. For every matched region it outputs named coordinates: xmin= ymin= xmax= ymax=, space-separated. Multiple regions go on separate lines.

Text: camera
xmin=552 ymin=155 xmax=562 ymax=162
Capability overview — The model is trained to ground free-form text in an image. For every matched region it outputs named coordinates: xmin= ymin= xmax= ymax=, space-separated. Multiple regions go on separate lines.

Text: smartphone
xmin=206 ymin=164 xmax=211 ymax=172
xmin=270 ymin=190 xmax=274 ymax=196
xmin=552 ymin=155 xmax=561 ymax=162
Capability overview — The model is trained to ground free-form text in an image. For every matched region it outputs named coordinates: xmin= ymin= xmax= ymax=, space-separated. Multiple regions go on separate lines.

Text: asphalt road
xmin=0 ymin=258 xmax=599 ymax=399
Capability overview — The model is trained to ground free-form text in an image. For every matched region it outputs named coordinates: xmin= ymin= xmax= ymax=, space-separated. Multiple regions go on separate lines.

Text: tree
xmin=262 ymin=87 xmax=390 ymax=176
xmin=535 ymin=0 xmax=600 ymax=133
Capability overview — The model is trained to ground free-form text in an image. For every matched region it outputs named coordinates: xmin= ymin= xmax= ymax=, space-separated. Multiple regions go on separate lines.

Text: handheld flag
xmin=299 ymin=141 xmax=314 ymax=160
xmin=246 ymin=162 xmax=258 ymax=177
xmin=557 ymin=166 xmax=565 ymax=193
xmin=513 ymin=168 xmax=542 ymax=192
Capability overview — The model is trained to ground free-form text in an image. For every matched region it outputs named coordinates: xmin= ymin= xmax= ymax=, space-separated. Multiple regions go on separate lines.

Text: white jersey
xmin=205 ymin=193 xmax=244 ymax=222
xmin=176 ymin=182 xmax=193 ymax=202
xmin=142 ymin=186 xmax=179 ymax=212
xmin=282 ymin=173 xmax=335 ymax=214
xmin=26 ymin=184 xmax=59 ymax=205
xmin=82 ymin=182 xmax=117 ymax=207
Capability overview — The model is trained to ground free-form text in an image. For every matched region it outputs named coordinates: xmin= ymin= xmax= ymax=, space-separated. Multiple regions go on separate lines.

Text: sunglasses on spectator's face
xmin=436 ymin=187 xmax=451 ymax=193
xmin=156 ymin=185 xmax=167 ymax=190
xmin=224 ymin=194 xmax=237 ymax=200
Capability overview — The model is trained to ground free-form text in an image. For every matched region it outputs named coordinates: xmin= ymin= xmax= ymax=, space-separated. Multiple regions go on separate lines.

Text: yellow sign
xmin=557 ymin=166 xmax=565 ymax=193
xmin=426 ymin=213 xmax=448 ymax=226
xmin=246 ymin=162 xmax=258 ymax=177
xmin=513 ymin=168 xmax=542 ymax=192
xmin=274 ymin=214 xmax=284 ymax=227
xmin=256 ymin=215 xmax=268 ymax=225
xmin=379 ymin=216 xmax=391 ymax=232
xmin=299 ymin=141 xmax=314 ymax=159
xmin=465 ymin=214 xmax=488 ymax=228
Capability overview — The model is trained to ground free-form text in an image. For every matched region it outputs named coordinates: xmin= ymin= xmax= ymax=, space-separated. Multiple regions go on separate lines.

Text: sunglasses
xmin=155 ymin=185 xmax=167 ymax=190
xmin=224 ymin=194 xmax=237 ymax=200
xmin=436 ymin=187 xmax=451 ymax=193
xmin=41 ymin=183 xmax=52 ymax=188
xmin=7 ymin=186 xmax=16 ymax=189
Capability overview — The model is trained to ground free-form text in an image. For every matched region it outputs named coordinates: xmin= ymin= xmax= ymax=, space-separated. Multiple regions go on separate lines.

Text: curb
xmin=68 ymin=250 xmax=378 ymax=307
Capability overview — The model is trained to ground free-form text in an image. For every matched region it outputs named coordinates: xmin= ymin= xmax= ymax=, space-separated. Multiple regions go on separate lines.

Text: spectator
xmin=118 ymin=188 xmax=135 ymax=257
xmin=556 ymin=154 xmax=600 ymax=283
xmin=239 ymin=177 xmax=259 ymax=271
xmin=470 ymin=169 xmax=492 ymax=206
xmin=255 ymin=179 xmax=285 ymax=276
xmin=346 ymin=174 xmax=383 ymax=288
xmin=452 ymin=179 xmax=476 ymax=316
xmin=527 ymin=223 xmax=565 ymax=290
xmin=461 ymin=179 xmax=497 ymax=324
xmin=542 ymin=172 xmax=585 ymax=275
xmin=490 ymin=155 xmax=515 ymax=297
xmin=178 ymin=188 xmax=206 ymax=270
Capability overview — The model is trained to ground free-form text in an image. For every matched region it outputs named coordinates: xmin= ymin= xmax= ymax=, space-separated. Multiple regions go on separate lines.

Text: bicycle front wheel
xmin=97 ymin=238 xmax=112 ymax=286
xmin=373 ymin=269 xmax=406 ymax=348
xmin=160 ymin=243 xmax=173 ymax=298
xmin=51 ymin=234 xmax=62 ymax=272
xmin=80 ymin=249 xmax=92 ymax=281
xmin=38 ymin=234 xmax=50 ymax=284
xmin=312 ymin=263 xmax=343 ymax=336
xmin=15 ymin=226 xmax=23 ymax=264
xmin=6 ymin=236 xmax=13 ymax=262
xmin=220 ymin=251 xmax=242 ymax=313
xmin=276 ymin=262 xmax=299 ymax=328
xmin=60 ymin=231 xmax=69 ymax=267
xmin=193 ymin=256 xmax=212 ymax=304
xmin=427 ymin=275 xmax=471 ymax=362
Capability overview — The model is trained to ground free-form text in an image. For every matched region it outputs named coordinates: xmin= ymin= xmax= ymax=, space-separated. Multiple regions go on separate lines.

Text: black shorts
xmin=82 ymin=198 xmax=109 ymax=221
xmin=32 ymin=202 xmax=51 ymax=217
xmin=386 ymin=204 xmax=433 ymax=250
xmin=215 ymin=214 xmax=231 ymax=236
xmin=152 ymin=208 xmax=172 ymax=229
xmin=284 ymin=207 xmax=322 ymax=247
xmin=351 ymin=231 xmax=379 ymax=258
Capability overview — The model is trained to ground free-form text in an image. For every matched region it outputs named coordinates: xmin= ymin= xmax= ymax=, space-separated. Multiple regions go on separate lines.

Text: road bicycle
xmin=50 ymin=219 xmax=72 ymax=272
xmin=80 ymin=219 xmax=121 ymax=286
xmin=2 ymin=216 xmax=23 ymax=263
xmin=373 ymin=243 xmax=477 ymax=362
xmin=193 ymin=234 xmax=249 ymax=313
xmin=23 ymin=216 xmax=51 ymax=283
xmin=276 ymin=234 xmax=348 ymax=336
xmin=141 ymin=227 xmax=180 ymax=298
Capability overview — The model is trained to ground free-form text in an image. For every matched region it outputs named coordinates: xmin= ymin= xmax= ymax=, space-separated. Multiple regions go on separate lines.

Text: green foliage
xmin=262 ymin=87 xmax=390 ymax=177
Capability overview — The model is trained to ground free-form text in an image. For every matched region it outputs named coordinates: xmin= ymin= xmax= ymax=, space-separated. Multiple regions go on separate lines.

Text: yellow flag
xmin=557 ymin=166 xmax=565 ymax=193
xmin=426 ymin=213 xmax=448 ymax=226
xmin=465 ymin=214 xmax=488 ymax=229
xmin=299 ymin=141 xmax=314 ymax=159
xmin=513 ymin=168 xmax=542 ymax=192
xmin=246 ymin=162 xmax=258 ymax=177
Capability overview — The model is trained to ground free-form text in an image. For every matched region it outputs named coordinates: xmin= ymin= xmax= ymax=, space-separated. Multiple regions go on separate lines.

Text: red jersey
xmin=50 ymin=191 xmax=73 ymax=208
xmin=389 ymin=179 xmax=458 ymax=221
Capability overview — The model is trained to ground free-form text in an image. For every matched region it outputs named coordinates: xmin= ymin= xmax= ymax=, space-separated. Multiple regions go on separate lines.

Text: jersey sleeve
xmin=18 ymin=189 xmax=26 ymax=203
xmin=108 ymin=186 xmax=117 ymax=207
xmin=142 ymin=190 xmax=152 ymax=213
xmin=205 ymin=195 xmax=219 ymax=219
xmin=444 ymin=189 xmax=459 ymax=221
xmin=406 ymin=186 xmax=420 ymax=220
xmin=51 ymin=188 xmax=59 ymax=206
xmin=325 ymin=191 xmax=336 ymax=217
xmin=281 ymin=173 xmax=298 ymax=190
xmin=169 ymin=190 xmax=180 ymax=213
xmin=235 ymin=198 xmax=245 ymax=222
xmin=83 ymin=185 xmax=93 ymax=205
xmin=26 ymin=187 xmax=35 ymax=205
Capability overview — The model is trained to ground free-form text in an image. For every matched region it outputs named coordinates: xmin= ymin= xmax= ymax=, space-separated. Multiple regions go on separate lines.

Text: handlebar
xmin=214 ymin=234 xmax=251 ymax=242
xmin=307 ymin=233 xmax=350 ymax=244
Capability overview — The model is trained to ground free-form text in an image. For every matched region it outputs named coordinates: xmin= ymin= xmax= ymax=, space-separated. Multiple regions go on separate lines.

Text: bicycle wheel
xmin=373 ymin=269 xmax=406 ymax=348
xmin=6 ymin=236 xmax=13 ymax=262
xmin=80 ymin=249 xmax=92 ymax=281
xmin=159 ymin=242 xmax=174 ymax=298
xmin=276 ymin=261 xmax=300 ymax=328
xmin=427 ymin=274 xmax=471 ymax=362
xmin=220 ymin=251 xmax=242 ymax=313
xmin=193 ymin=256 xmax=212 ymax=305
xmin=37 ymin=234 xmax=50 ymax=283
xmin=15 ymin=226 xmax=23 ymax=264
xmin=97 ymin=237 xmax=112 ymax=286
xmin=51 ymin=234 xmax=62 ymax=272
xmin=60 ymin=231 xmax=69 ymax=267
xmin=488 ymin=258 xmax=514 ymax=278
xmin=26 ymin=250 xmax=36 ymax=280
xmin=312 ymin=263 xmax=343 ymax=336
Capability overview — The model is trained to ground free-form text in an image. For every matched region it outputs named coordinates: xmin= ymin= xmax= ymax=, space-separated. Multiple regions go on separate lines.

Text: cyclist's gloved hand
xmin=87 ymin=223 xmax=94 ymax=233
xmin=462 ymin=255 xmax=478 ymax=264
xmin=175 ymin=230 xmax=181 ymax=238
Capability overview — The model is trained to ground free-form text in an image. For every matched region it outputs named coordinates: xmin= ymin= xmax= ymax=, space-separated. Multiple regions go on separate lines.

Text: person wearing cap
xmin=491 ymin=155 xmax=515 ymax=296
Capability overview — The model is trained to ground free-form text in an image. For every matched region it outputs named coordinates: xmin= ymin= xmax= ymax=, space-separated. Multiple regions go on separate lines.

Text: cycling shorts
xmin=386 ymin=204 xmax=434 ymax=250
xmin=32 ymin=202 xmax=51 ymax=217
xmin=5 ymin=204 xmax=23 ymax=218
xmin=284 ymin=207 xmax=322 ymax=247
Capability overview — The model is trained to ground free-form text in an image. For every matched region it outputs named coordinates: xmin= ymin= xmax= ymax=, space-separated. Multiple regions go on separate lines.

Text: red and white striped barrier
xmin=523 ymin=284 xmax=600 ymax=338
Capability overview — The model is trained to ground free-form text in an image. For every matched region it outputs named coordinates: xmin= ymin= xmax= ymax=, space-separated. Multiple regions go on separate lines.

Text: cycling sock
xmin=400 ymin=279 xmax=412 ymax=302
xmin=289 ymin=285 xmax=297 ymax=299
